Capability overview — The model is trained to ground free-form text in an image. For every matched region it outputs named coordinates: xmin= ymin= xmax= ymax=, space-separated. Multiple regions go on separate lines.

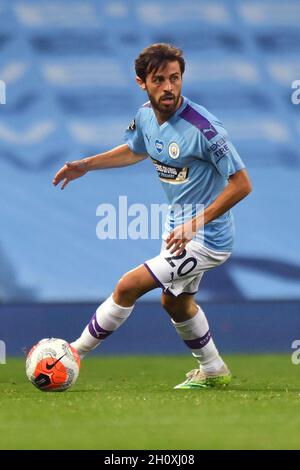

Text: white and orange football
xmin=25 ymin=338 xmax=80 ymax=392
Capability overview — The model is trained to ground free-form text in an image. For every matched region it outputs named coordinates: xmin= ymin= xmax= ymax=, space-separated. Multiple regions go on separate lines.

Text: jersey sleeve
xmin=200 ymin=121 xmax=245 ymax=178
xmin=124 ymin=109 xmax=147 ymax=156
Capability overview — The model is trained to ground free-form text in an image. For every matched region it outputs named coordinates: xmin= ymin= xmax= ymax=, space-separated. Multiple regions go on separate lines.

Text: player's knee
xmin=114 ymin=273 xmax=139 ymax=305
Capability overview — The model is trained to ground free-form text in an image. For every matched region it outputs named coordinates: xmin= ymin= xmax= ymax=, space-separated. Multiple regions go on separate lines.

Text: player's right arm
xmin=52 ymin=144 xmax=146 ymax=190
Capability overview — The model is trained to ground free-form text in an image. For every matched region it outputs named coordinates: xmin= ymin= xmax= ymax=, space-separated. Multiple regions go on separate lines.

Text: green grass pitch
xmin=0 ymin=354 xmax=299 ymax=450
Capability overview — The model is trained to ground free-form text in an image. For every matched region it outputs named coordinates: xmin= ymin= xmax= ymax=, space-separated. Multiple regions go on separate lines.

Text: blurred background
xmin=1 ymin=0 xmax=299 ymax=356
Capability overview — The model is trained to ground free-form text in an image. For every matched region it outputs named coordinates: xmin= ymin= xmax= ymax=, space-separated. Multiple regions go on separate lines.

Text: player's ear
xmin=136 ymin=76 xmax=146 ymax=91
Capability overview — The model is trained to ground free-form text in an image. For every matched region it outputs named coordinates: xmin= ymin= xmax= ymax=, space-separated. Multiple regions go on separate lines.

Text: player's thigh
xmin=114 ymin=264 xmax=158 ymax=301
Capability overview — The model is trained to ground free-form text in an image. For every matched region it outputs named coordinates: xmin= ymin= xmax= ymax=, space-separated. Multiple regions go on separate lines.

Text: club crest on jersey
xmin=155 ymin=139 xmax=164 ymax=153
xmin=168 ymin=142 xmax=180 ymax=159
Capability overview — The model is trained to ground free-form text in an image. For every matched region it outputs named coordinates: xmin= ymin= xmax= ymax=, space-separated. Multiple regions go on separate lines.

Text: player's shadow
xmin=68 ymin=389 xmax=103 ymax=393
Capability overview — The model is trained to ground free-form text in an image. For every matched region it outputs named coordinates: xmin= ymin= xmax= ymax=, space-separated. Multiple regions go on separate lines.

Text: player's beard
xmin=147 ymin=90 xmax=182 ymax=119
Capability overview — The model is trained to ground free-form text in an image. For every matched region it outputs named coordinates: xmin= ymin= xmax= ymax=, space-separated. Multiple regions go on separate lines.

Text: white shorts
xmin=144 ymin=239 xmax=230 ymax=297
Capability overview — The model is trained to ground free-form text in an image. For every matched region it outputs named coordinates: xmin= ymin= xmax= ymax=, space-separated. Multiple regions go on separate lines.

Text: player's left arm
xmin=203 ymin=168 xmax=252 ymax=225
xmin=166 ymin=168 xmax=252 ymax=254
xmin=167 ymin=119 xmax=253 ymax=254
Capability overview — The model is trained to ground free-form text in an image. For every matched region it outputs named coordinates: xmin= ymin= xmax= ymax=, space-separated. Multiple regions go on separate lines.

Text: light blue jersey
xmin=124 ymin=96 xmax=245 ymax=251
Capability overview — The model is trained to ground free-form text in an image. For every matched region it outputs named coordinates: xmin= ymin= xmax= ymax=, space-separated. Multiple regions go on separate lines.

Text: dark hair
xmin=135 ymin=43 xmax=185 ymax=82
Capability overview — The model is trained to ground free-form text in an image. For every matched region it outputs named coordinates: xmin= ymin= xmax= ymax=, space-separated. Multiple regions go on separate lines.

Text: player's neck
xmin=154 ymin=96 xmax=183 ymax=125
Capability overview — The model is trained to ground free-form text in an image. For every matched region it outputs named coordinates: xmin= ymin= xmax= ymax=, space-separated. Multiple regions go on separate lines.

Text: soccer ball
xmin=25 ymin=338 xmax=81 ymax=392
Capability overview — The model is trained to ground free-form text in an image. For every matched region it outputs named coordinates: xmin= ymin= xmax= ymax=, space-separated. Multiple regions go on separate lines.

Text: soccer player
xmin=53 ymin=44 xmax=252 ymax=389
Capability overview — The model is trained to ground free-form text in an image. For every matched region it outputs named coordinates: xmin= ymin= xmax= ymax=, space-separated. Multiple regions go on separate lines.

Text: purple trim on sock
xmin=184 ymin=330 xmax=211 ymax=349
xmin=88 ymin=313 xmax=112 ymax=340
xmin=179 ymin=105 xmax=218 ymax=141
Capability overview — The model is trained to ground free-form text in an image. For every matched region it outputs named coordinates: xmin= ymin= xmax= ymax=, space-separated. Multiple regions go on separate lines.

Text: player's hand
xmin=52 ymin=160 xmax=88 ymax=190
xmin=166 ymin=219 xmax=198 ymax=255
